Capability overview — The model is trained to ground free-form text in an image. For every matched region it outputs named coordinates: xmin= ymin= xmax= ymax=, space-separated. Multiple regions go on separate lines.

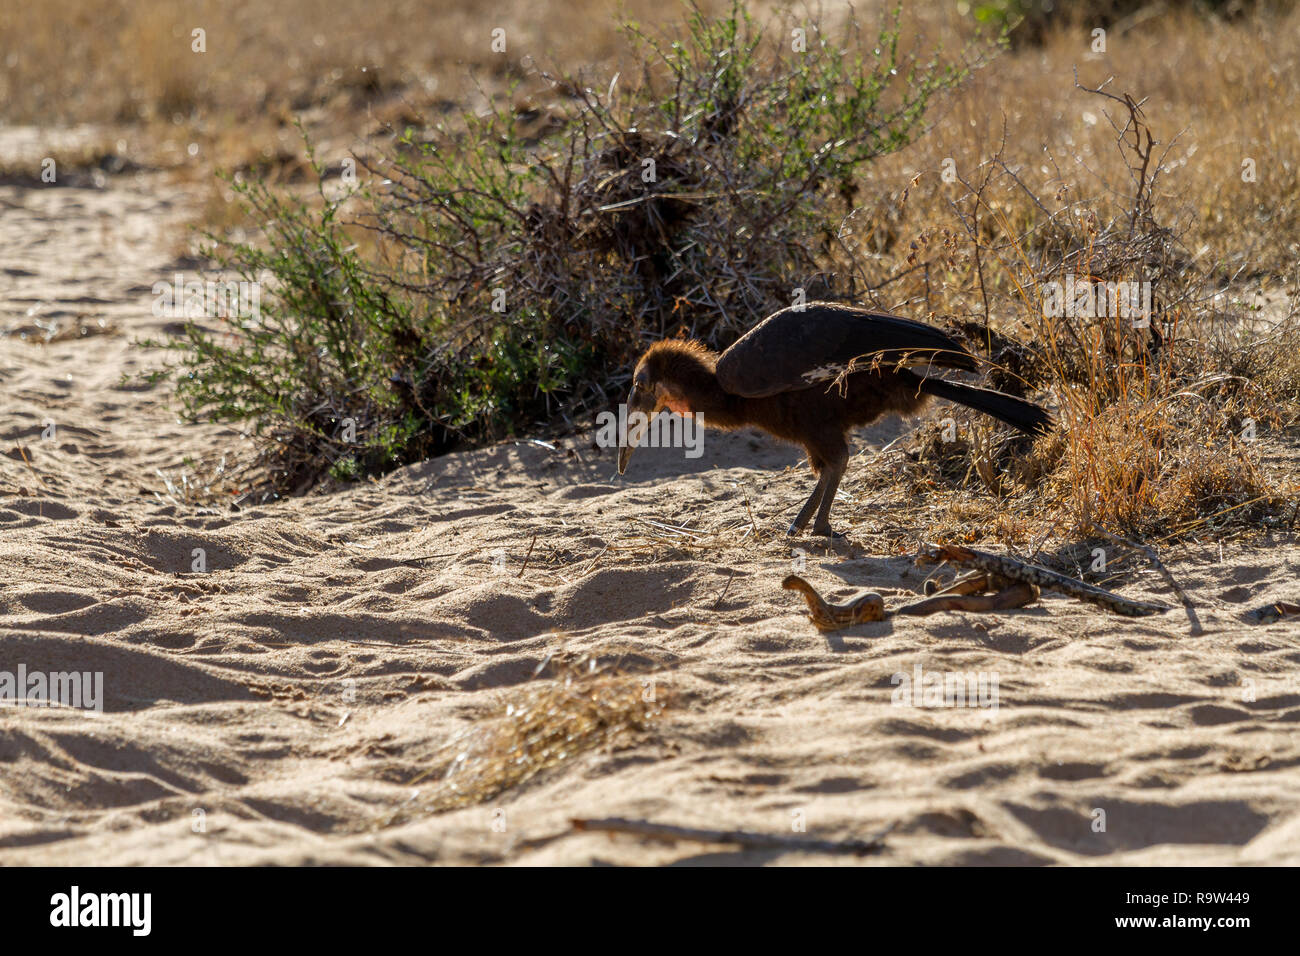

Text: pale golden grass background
xmin=7 ymin=2 xmax=1296 ymax=289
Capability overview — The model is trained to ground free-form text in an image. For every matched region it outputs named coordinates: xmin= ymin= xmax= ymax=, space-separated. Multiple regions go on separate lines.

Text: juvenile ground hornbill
xmin=616 ymin=302 xmax=1054 ymax=537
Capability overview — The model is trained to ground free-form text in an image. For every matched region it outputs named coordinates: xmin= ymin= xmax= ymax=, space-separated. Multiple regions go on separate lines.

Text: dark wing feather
xmin=715 ymin=303 xmax=977 ymax=398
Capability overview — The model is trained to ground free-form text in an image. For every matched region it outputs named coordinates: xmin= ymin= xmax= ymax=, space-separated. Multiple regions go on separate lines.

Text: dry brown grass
xmin=395 ymin=648 xmax=669 ymax=817
xmin=848 ymin=4 xmax=1300 ymax=286
xmin=824 ymin=4 xmax=1300 ymax=544
xmin=10 ymin=2 xmax=1298 ymax=258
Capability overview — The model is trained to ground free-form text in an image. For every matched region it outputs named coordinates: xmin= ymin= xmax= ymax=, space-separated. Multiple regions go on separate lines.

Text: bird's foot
xmin=789 ymin=522 xmax=848 ymax=540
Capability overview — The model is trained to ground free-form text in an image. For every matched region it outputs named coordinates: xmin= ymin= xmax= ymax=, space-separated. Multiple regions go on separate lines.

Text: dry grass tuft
xmin=404 ymin=649 xmax=669 ymax=816
xmin=1045 ymin=394 xmax=1279 ymax=536
xmin=847 ymin=43 xmax=1300 ymax=546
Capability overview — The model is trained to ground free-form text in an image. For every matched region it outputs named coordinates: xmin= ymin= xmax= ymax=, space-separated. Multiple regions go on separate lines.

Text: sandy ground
xmin=2 ymin=146 xmax=1300 ymax=866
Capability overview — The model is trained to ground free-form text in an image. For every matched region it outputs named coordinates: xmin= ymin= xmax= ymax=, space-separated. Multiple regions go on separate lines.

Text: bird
xmin=616 ymin=302 xmax=1053 ymax=537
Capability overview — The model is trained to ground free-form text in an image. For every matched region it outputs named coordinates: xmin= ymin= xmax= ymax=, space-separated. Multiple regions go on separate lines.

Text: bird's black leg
xmin=811 ymin=450 xmax=849 ymax=538
xmin=787 ymin=474 xmax=826 ymax=536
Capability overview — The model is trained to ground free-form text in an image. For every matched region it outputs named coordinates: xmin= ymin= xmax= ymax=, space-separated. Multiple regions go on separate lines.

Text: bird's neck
xmin=667 ymin=366 xmax=745 ymax=428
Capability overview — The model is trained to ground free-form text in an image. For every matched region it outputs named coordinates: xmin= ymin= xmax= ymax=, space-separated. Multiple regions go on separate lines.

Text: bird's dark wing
xmin=715 ymin=303 xmax=978 ymax=398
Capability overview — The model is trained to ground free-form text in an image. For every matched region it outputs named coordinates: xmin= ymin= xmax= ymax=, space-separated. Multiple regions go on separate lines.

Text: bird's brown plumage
xmin=717 ymin=304 xmax=978 ymax=397
xmin=618 ymin=302 xmax=1052 ymax=536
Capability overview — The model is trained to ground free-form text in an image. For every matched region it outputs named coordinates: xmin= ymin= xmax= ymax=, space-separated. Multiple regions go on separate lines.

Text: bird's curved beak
xmin=617 ymin=385 xmax=659 ymax=475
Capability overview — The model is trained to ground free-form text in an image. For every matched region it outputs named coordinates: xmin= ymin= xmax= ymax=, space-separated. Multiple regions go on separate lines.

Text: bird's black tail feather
xmin=918 ymin=377 xmax=1054 ymax=436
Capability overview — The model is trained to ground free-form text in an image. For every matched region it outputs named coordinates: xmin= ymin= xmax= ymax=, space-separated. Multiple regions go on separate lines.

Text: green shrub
xmin=151 ymin=2 xmax=974 ymax=490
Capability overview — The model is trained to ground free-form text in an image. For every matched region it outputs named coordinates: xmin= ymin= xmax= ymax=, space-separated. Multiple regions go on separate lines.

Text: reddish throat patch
xmin=661 ymin=396 xmax=693 ymax=416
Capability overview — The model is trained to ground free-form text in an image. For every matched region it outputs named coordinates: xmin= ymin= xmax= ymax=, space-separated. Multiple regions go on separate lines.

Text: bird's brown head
xmin=617 ymin=339 xmax=715 ymax=474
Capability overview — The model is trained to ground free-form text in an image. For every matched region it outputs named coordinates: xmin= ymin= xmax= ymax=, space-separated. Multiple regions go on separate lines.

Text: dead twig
xmin=398 ymin=551 xmax=459 ymax=566
xmin=710 ymin=569 xmax=737 ymax=610
xmin=571 ymin=817 xmax=890 ymax=856
xmin=921 ymin=543 xmax=1171 ymax=618
xmin=1086 ymin=522 xmax=1200 ymax=634
xmin=636 ymin=518 xmax=706 ymax=540
xmin=578 ymin=542 xmax=612 ymax=577
xmin=16 ymin=445 xmax=52 ymax=488
xmin=517 ymin=533 xmax=538 ymax=578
